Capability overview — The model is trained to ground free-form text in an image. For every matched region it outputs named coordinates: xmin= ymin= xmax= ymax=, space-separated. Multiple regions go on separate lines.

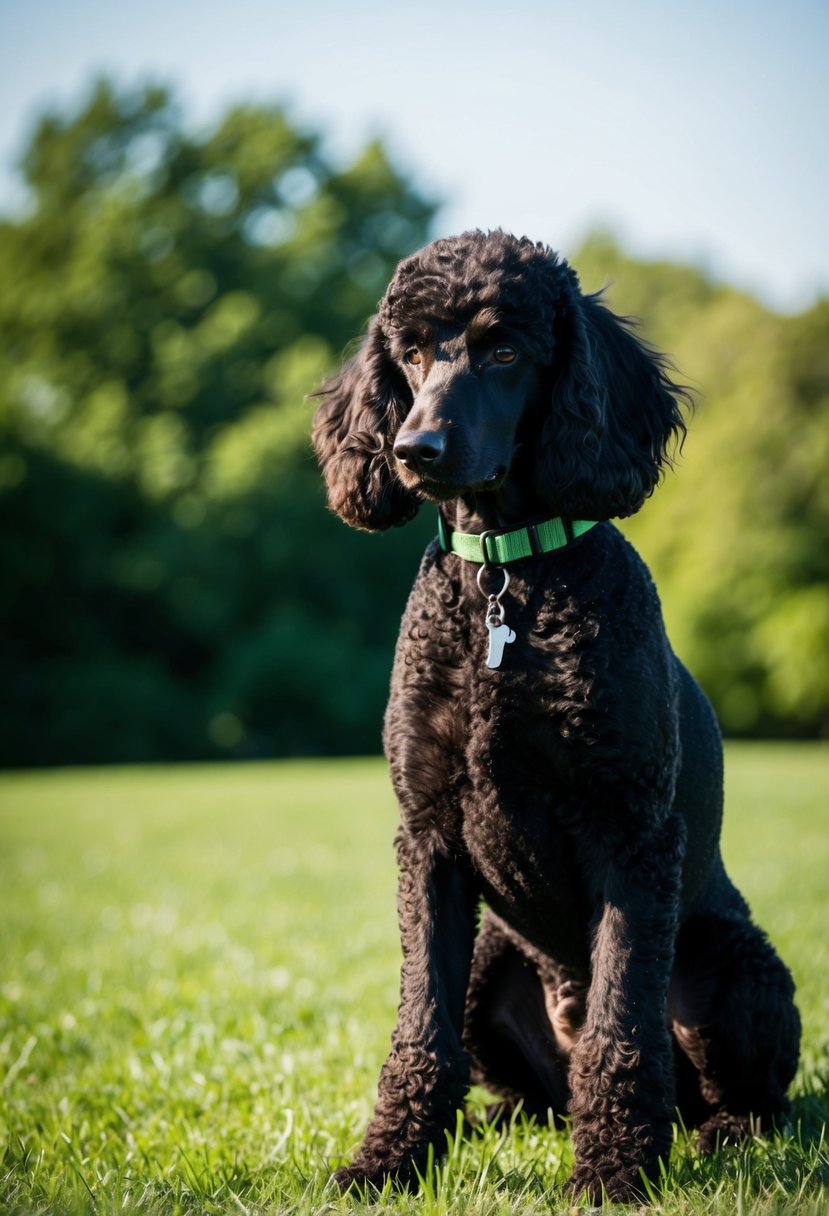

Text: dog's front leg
xmin=333 ymin=829 xmax=478 ymax=1192
xmin=568 ymin=821 xmax=683 ymax=1205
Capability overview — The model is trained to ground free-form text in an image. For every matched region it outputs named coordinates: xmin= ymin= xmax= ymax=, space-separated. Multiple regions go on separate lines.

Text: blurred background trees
xmin=575 ymin=236 xmax=829 ymax=739
xmin=0 ymin=82 xmax=826 ymax=765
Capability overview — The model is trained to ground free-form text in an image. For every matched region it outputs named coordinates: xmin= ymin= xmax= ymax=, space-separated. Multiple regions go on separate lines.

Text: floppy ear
xmin=534 ymin=269 xmax=690 ymax=520
xmin=312 ymin=317 xmax=420 ymax=531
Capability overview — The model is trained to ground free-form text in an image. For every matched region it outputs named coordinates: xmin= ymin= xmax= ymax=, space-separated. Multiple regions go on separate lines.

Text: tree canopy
xmin=575 ymin=234 xmax=829 ymax=737
xmin=0 ymin=81 xmax=436 ymax=764
xmin=0 ymin=83 xmax=826 ymax=764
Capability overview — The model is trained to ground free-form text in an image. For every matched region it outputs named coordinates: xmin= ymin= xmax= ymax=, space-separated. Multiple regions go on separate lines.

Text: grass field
xmin=1 ymin=745 xmax=827 ymax=1214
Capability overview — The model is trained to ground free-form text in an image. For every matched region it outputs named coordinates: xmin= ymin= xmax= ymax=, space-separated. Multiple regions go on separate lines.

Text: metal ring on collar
xmin=476 ymin=564 xmax=509 ymax=601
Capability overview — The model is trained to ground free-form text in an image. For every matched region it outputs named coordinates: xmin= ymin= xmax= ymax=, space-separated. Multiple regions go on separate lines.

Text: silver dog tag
xmin=485 ymin=607 xmax=516 ymax=669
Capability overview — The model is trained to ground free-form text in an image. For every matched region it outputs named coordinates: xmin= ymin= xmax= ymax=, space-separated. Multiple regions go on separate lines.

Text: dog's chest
xmin=464 ymin=805 xmax=593 ymax=969
xmin=458 ymin=679 xmax=597 ymax=966
xmin=386 ymin=562 xmax=603 ymax=960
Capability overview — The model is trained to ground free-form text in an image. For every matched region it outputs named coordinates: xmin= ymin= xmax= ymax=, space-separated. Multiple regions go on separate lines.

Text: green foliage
xmin=0 ymin=747 xmax=827 ymax=1213
xmin=0 ymin=80 xmax=436 ymax=764
xmin=0 ymin=86 xmax=827 ymax=763
xmin=575 ymin=234 xmax=829 ymax=738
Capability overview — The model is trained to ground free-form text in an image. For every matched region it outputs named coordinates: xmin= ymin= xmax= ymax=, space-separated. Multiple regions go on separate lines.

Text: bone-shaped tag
xmin=485 ymin=616 xmax=516 ymax=669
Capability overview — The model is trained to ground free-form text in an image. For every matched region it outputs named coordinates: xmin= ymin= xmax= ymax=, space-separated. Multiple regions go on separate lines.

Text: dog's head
xmin=312 ymin=229 xmax=689 ymax=530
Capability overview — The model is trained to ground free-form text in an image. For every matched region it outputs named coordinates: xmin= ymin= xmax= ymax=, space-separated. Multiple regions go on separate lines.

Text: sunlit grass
xmin=1 ymin=745 xmax=827 ymax=1214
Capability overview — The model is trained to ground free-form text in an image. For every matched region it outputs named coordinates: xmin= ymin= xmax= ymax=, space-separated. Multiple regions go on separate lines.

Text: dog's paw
xmin=330 ymin=1157 xmax=414 ymax=1194
xmin=332 ymin=1164 xmax=383 ymax=1194
xmin=696 ymin=1111 xmax=752 ymax=1154
xmin=567 ymin=1162 xmax=651 ymax=1206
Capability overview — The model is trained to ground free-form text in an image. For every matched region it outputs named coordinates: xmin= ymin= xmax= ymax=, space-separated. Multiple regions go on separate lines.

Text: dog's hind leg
xmin=464 ymin=909 xmax=574 ymax=1123
xmin=669 ymin=905 xmax=801 ymax=1151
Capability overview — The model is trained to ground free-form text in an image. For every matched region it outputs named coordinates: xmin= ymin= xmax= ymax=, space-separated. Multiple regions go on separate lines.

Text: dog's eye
xmin=491 ymin=345 xmax=517 ymax=364
xmin=404 ymin=347 xmax=422 ymax=366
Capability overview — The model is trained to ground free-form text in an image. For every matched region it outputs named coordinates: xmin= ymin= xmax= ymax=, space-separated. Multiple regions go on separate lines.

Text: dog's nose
xmin=393 ymin=431 xmax=447 ymax=472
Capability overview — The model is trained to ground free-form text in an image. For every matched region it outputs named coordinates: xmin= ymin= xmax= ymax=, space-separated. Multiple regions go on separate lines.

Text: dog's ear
xmin=312 ymin=317 xmax=420 ymax=531
xmin=534 ymin=268 xmax=690 ymax=520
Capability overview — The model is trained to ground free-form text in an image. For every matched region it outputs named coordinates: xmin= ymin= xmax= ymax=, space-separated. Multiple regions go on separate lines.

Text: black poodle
xmin=312 ymin=229 xmax=800 ymax=1204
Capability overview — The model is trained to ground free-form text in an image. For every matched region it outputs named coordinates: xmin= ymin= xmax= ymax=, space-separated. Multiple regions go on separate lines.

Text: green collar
xmin=437 ymin=512 xmax=598 ymax=565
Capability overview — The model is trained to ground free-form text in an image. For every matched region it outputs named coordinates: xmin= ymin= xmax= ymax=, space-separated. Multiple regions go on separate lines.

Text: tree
xmin=575 ymin=234 xmax=829 ymax=737
xmin=0 ymin=80 xmax=436 ymax=764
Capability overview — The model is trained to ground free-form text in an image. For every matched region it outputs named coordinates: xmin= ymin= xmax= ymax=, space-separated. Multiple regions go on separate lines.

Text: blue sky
xmin=1 ymin=0 xmax=827 ymax=311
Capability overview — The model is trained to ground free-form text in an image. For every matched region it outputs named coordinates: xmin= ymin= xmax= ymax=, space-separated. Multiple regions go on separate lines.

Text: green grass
xmin=1 ymin=744 xmax=827 ymax=1214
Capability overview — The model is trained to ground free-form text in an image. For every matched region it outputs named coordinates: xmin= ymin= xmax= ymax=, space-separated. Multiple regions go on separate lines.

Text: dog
xmin=311 ymin=229 xmax=800 ymax=1203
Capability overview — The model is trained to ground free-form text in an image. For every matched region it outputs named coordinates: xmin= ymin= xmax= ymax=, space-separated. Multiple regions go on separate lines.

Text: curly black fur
xmin=312 ymin=230 xmax=800 ymax=1204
